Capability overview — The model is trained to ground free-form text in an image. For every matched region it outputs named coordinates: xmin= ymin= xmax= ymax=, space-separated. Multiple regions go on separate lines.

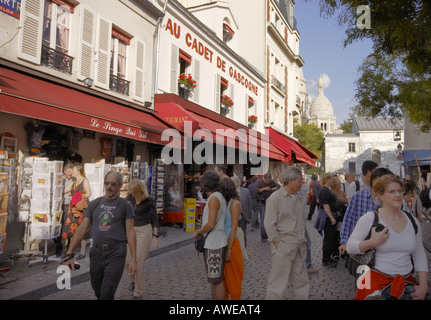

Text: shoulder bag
xmin=194 ymin=231 xmax=210 ymax=255
xmin=347 ymin=210 xmax=379 ymax=277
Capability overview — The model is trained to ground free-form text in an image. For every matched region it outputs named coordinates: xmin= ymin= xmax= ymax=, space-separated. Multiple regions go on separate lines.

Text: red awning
xmin=0 ymin=67 xmax=172 ymax=145
xmin=267 ymin=127 xmax=291 ymax=163
xmin=267 ymin=127 xmax=318 ymax=166
xmin=155 ymin=94 xmax=287 ymax=161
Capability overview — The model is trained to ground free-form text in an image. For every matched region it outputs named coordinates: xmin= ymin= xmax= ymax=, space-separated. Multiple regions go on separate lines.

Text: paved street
xmin=2 ymin=211 xmax=431 ymax=301
xmin=39 ymin=219 xmax=360 ymax=300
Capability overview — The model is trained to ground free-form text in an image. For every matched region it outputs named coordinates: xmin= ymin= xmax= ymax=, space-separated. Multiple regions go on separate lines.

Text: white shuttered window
xmin=18 ymin=0 xmax=44 ymax=64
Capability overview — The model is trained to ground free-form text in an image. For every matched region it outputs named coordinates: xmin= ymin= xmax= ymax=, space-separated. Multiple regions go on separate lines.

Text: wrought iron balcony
xmin=271 ymin=75 xmax=286 ymax=95
xmin=41 ymin=45 xmax=73 ymax=74
xmin=110 ymin=74 xmax=130 ymax=96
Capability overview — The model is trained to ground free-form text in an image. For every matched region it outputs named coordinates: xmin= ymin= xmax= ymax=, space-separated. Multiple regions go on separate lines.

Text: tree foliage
xmin=316 ymin=0 xmax=431 ymax=132
xmin=293 ymin=121 xmax=325 ymax=160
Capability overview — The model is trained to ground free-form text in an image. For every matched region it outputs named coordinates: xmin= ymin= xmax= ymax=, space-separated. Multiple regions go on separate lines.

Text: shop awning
xmin=267 ymin=126 xmax=317 ymax=166
xmin=267 ymin=127 xmax=291 ymax=163
xmin=0 ymin=67 xmax=173 ymax=145
xmin=155 ymin=94 xmax=287 ymax=161
xmin=402 ymin=149 xmax=431 ymax=165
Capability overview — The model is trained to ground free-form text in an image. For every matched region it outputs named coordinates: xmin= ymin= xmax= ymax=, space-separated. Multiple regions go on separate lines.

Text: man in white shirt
xmin=346 ymin=161 xmax=378 ymax=202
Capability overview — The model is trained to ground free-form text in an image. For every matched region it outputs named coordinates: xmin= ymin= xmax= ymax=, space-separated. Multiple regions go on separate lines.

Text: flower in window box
xmin=178 ymin=73 xmax=197 ymax=89
xmin=221 ymin=95 xmax=234 ymax=108
xmin=248 ymin=115 xmax=258 ymax=124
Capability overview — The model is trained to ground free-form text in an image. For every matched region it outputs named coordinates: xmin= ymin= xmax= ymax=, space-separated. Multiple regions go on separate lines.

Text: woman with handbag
xmin=193 ymin=170 xmax=227 ymax=300
xmin=62 ymin=164 xmax=91 ymax=259
xmin=347 ymin=174 xmax=428 ymax=300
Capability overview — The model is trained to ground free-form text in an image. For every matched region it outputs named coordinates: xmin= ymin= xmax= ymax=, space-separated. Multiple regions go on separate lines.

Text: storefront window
xmin=163 ymin=164 xmax=184 ymax=213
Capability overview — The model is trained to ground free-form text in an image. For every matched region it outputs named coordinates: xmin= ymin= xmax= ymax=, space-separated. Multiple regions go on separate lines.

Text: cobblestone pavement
xmin=38 ymin=220 xmax=369 ymax=300
xmin=4 ymin=213 xmax=431 ymax=301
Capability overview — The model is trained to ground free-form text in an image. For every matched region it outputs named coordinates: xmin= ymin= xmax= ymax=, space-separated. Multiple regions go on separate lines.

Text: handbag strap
xmin=365 ymin=210 xmax=380 ymax=240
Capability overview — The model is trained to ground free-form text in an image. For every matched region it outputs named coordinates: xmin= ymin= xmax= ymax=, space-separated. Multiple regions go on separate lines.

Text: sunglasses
xmin=104 ymin=181 xmax=118 ymax=187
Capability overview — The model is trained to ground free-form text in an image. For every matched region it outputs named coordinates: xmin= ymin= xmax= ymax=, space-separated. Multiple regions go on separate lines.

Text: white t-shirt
xmin=202 ymin=192 xmax=227 ymax=250
xmin=346 ymin=210 xmax=428 ymax=276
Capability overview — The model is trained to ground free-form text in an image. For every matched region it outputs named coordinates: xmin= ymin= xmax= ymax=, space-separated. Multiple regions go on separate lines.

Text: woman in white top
xmin=347 ymin=174 xmax=428 ymax=300
xmin=194 ymin=170 xmax=227 ymax=300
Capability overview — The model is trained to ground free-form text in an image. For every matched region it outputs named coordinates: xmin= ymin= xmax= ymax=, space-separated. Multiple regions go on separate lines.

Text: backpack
xmin=419 ymin=188 xmax=431 ymax=208
xmin=355 ymin=180 xmax=360 ymax=192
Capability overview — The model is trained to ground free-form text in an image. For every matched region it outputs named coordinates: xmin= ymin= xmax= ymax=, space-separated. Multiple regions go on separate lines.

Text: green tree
xmin=293 ymin=121 xmax=325 ymax=160
xmin=317 ymin=0 xmax=431 ymax=132
xmin=339 ymin=118 xmax=353 ymax=134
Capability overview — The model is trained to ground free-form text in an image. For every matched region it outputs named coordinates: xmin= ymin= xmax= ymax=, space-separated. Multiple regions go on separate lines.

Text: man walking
xmin=256 ymin=173 xmax=279 ymax=242
xmin=346 ymin=160 xmax=378 ymax=202
xmin=264 ymin=167 xmax=309 ymax=300
xmin=62 ymin=171 xmax=137 ymax=300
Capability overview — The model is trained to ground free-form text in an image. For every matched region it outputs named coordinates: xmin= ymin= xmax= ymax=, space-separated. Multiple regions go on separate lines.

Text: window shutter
xmin=78 ymin=6 xmax=96 ymax=80
xmin=215 ymin=74 xmax=221 ymax=112
xmin=133 ymin=40 xmax=145 ymax=102
xmin=193 ymin=59 xmax=200 ymax=104
xmin=17 ymin=0 xmax=44 ymax=64
xmin=229 ymin=84 xmax=234 ymax=118
xmin=170 ymin=44 xmax=178 ymax=93
xmin=95 ymin=16 xmax=111 ymax=89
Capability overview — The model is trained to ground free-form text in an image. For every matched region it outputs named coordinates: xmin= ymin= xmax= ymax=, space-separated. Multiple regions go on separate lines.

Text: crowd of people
xmin=57 ymin=160 xmax=430 ymax=300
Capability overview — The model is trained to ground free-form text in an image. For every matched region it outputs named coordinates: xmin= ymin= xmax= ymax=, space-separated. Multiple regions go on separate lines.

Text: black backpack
xmin=419 ymin=188 xmax=431 ymax=208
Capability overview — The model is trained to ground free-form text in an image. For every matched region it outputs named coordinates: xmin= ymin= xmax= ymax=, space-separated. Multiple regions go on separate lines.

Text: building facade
xmin=0 ymin=0 xmax=170 ymax=260
xmin=324 ymin=116 xmax=404 ymax=175
xmin=176 ymin=0 xmax=306 ymax=137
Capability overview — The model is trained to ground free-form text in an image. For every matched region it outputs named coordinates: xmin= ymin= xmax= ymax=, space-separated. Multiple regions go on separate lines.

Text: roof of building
xmin=353 ymin=116 xmax=404 ymax=131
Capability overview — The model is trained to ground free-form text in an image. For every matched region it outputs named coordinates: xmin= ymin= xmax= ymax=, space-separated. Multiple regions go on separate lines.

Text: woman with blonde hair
xmin=126 ymin=179 xmax=159 ymax=299
xmin=314 ymin=173 xmax=340 ymax=267
xmin=347 ymin=174 xmax=428 ymax=299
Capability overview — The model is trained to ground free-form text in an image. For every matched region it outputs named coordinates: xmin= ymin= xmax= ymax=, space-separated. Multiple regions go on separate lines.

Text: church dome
xmin=309 ymin=76 xmax=334 ymax=118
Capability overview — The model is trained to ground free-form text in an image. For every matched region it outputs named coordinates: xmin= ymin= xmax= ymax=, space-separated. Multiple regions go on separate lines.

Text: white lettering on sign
xmin=89 ymin=118 xmax=149 ymax=141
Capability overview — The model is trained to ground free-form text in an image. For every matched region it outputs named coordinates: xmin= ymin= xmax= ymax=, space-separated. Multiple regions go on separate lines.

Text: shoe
xmin=129 ymin=282 xmax=135 ymax=291
xmin=76 ymin=253 xmax=86 ymax=260
xmin=307 ymin=266 xmax=319 ymax=274
xmin=331 ymin=254 xmax=340 ymax=261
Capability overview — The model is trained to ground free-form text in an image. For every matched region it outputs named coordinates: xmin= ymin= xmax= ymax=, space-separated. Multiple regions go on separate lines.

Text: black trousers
xmin=89 ymin=241 xmax=127 ymax=300
xmin=322 ymin=218 xmax=339 ymax=263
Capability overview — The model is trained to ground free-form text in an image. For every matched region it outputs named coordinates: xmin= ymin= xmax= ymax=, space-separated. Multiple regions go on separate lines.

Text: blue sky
xmin=294 ymin=0 xmax=374 ymax=124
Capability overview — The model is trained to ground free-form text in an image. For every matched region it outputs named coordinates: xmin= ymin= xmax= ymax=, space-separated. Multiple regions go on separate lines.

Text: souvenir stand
xmin=18 ymin=157 xmax=64 ymax=267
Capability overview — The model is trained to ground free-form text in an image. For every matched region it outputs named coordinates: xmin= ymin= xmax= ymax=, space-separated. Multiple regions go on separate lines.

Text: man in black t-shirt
xmin=62 ymin=171 xmax=137 ymax=300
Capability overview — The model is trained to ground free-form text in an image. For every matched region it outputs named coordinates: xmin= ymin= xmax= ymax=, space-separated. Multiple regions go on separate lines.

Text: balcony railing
xmin=271 ymin=75 xmax=286 ymax=95
xmin=41 ymin=45 xmax=73 ymax=74
xmin=110 ymin=74 xmax=130 ymax=96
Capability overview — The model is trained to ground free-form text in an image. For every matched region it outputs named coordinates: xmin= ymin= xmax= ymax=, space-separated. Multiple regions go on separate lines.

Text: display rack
xmin=18 ymin=157 xmax=63 ymax=267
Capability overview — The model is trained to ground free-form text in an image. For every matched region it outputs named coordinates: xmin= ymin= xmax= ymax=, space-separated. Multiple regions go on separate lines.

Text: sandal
xmin=76 ymin=253 xmax=86 ymax=260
